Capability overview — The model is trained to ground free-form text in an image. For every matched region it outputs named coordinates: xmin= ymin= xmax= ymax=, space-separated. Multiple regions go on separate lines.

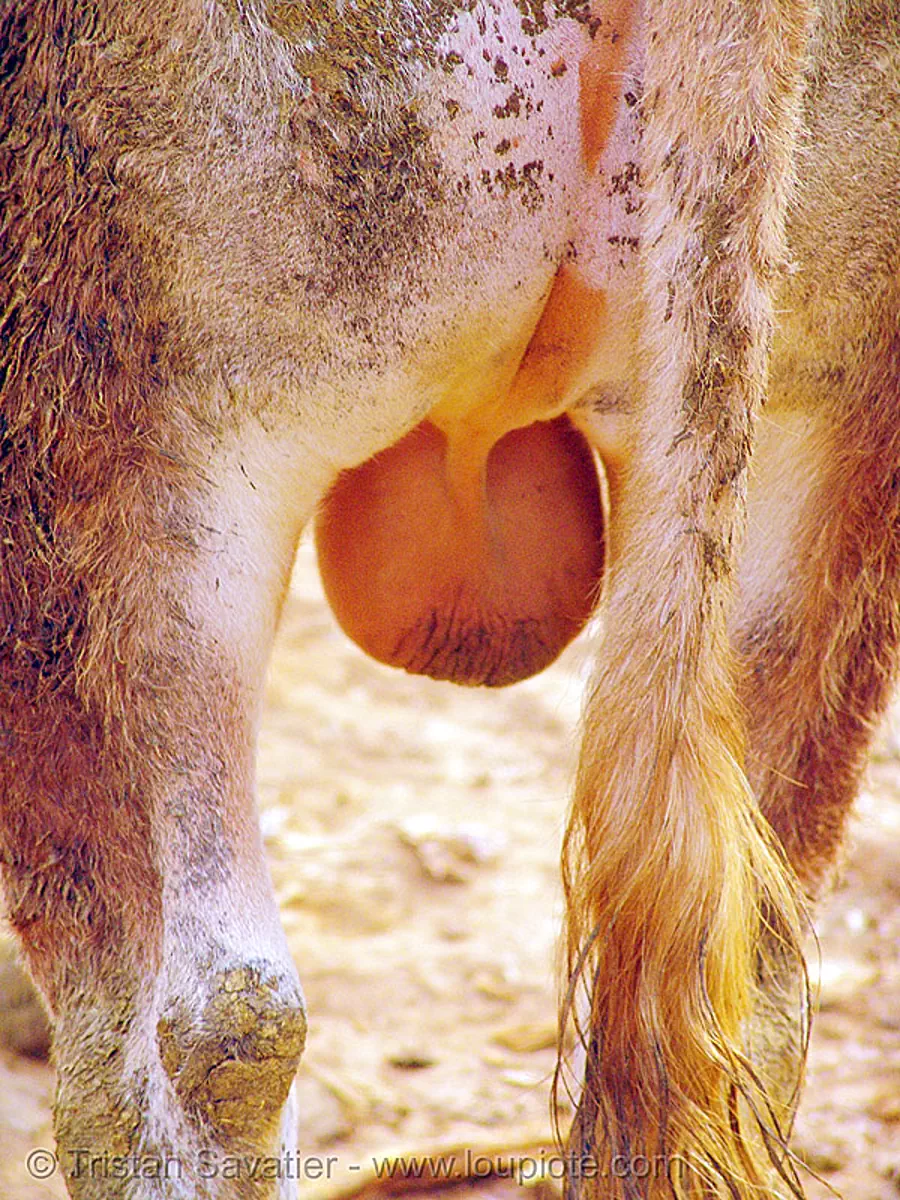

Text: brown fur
xmin=1 ymin=1 xmax=898 ymax=1198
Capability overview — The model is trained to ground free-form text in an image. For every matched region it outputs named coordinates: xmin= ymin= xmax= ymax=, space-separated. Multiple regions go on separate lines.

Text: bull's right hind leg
xmin=732 ymin=278 xmax=900 ymax=1141
xmin=737 ymin=5 xmax=900 ymax=899
xmin=0 ymin=425 xmax=329 ymax=1199
xmin=737 ymin=318 xmax=900 ymax=892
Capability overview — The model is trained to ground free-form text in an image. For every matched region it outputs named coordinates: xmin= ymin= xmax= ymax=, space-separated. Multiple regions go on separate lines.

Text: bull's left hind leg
xmin=0 ymin=431 xmax=327 ymax=1199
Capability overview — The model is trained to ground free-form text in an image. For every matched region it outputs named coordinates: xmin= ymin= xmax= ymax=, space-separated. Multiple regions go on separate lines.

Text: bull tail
xmin=557 ymin=2 xmax=814 ymax=1194
xmin=560 ymin=653 xmax=809 ymax=1196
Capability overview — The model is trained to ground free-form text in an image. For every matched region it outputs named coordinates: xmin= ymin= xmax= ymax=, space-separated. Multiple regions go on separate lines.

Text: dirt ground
xmin=1 ymin=538 xmax=898 ymax=1199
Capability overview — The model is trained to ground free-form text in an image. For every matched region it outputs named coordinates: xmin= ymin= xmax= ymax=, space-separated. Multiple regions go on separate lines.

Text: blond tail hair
xmin=557 ymin=2 xmax=814 ymax=1195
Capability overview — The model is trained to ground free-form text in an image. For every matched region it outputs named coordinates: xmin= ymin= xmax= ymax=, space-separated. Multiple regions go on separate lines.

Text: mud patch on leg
xmin=158 ymin=965 xmax=306 ymax=1144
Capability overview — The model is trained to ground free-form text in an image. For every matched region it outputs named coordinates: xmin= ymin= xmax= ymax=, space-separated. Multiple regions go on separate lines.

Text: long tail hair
xmin=556 ymin=2 xmax=815 ymax=1194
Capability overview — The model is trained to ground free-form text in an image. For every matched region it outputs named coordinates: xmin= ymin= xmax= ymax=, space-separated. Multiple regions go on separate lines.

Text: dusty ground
xmin=1 ymin=538 xmax=898 ymax=1199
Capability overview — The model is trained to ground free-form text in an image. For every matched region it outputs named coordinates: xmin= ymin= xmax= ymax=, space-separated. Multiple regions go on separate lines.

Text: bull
xmin=1 ymin=0 xmax=898 ymax=1197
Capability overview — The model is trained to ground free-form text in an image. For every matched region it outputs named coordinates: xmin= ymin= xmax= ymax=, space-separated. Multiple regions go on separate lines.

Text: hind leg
xmin=733 ymin=285 xmax=900 ymax=1131
xmin=736 ymin=299 xmax=900 ymax=892
xmin=0 ymin=424 xmax=330 ymax=1199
